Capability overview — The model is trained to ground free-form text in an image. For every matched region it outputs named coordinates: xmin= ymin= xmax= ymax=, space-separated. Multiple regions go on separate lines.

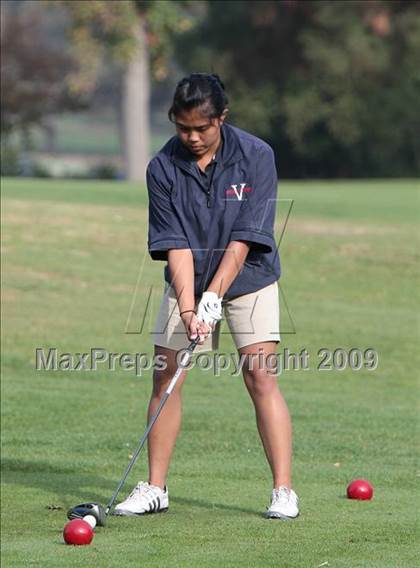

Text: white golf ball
xmin=83 ymin=514 xmax=97 ymax=528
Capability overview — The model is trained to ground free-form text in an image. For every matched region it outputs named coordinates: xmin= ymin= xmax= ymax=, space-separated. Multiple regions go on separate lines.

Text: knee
xmin=243 ymin=369 xmax=278 ymax=398
xmin=152 ymin=366 xmax=184 ymax=397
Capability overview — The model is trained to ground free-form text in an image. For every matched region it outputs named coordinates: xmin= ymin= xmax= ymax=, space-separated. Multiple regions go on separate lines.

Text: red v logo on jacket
xmin=225 ymin=183 xmax=252 ymax=200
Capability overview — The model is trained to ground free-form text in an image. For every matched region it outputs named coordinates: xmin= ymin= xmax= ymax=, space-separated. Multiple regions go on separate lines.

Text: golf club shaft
xmin=105 ymin=336 xmax=200 ymax=514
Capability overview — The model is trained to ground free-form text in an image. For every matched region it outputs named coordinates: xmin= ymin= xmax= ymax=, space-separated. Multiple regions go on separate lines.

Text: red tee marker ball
xmin=347 ymin=479 xmax=373 ymax=500
xmin=63 ymin=519 xmax=94 ymax=545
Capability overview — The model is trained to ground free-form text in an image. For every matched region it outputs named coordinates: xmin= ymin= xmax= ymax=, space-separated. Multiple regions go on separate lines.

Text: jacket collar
xmin=169 ymin=124 xmax=244 ymax=181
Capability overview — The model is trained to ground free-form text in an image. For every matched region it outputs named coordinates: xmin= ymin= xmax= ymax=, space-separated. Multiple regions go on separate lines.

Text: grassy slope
xmin=1 ymin=178 xmax=419 ymax=567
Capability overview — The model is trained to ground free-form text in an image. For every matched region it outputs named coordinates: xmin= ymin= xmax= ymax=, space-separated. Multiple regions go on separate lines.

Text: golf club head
xmin=67 ymin=502 xmax=107 ymax=526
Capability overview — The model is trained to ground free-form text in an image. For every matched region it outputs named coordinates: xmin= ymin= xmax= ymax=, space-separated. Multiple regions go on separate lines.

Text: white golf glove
xmin=197 ymin=291 xmax=223 ymax=327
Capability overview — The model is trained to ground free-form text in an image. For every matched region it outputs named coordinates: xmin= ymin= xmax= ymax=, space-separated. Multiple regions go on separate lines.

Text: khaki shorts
xmin=152 ymin=281 xmax=281 ymax=352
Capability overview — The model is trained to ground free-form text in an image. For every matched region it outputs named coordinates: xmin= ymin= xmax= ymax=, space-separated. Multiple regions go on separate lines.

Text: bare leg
xmin=147 ymin=345 xmax=188 ymax=489
xmin=240 ymin=342 xmax=292 ymax=489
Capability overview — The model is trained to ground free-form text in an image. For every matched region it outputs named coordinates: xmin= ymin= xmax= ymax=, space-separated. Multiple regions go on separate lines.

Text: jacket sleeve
xmin=230 ymin=145 xmax=278 ymax=253
xmin=147 ymin=164 xmax=189 ymax=260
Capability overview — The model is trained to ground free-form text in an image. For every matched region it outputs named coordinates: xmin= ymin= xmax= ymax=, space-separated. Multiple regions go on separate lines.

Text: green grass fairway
xmin=1 ymin=177 xmax=419 ymax=567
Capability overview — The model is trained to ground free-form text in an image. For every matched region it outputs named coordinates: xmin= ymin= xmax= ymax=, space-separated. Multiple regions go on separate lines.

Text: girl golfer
xmin=115 ymin=73 xmax=299 ymax=519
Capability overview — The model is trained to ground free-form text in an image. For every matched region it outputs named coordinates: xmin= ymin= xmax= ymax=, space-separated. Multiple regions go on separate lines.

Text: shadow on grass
xmin=171 ymin=495 xmax=262 ymax=518
xmin=1 ymin=458 xmax=115 ymax=508
xmin=2 ymin=459 xmax=267 ymax=518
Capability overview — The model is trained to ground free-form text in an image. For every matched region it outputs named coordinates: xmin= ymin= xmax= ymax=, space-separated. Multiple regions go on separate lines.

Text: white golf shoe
xmin=113 ymin=481 xmax=169 ymax=516
xmin=266 ymin=486 xmax=299 ymax=520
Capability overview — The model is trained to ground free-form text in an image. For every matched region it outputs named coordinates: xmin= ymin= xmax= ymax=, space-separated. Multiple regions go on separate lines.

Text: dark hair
xmin=168 ymin=73 xmax=228 ymax=121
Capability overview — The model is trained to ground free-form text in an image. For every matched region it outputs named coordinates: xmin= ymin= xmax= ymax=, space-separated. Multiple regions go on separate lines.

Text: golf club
xmin=67 ymin=336 xmax=201 ymax=525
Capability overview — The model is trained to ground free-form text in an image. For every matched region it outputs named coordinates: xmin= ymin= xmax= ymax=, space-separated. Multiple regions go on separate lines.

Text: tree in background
xmin=42 ymin=0 xmax=199 ymax=181
xmin=51 ymin=0 xmax=145 ymax=179
xmin=3 ymin=0 xmax=419 ymax=179
xmin=2 ymin=0 xmax=200 ymax=181
xmin=0 ymin=2 xmax=86 ymax=153
xmin=176 ymin=0 xmax=420 ymax=177
xmin=284 ymin=1 xmax=420 ymax=177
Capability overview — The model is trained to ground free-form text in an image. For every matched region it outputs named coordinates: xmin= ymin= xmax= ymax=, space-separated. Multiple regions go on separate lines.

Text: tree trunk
xmin=122 ymin=17 xmax=150 ymax=182
xmin=43 ymin=119 xmax=56 ymax=153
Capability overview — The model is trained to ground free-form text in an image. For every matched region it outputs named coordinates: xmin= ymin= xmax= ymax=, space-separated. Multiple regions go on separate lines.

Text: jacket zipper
xmin=206 ymin=162 xmax=217 ymax=208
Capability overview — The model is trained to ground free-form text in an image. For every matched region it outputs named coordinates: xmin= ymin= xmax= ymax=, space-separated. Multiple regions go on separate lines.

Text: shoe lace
xmin=128 ymin=481 xmax=154 ymax=499
xmin=272 ymin=486 xmax=291 ymax=505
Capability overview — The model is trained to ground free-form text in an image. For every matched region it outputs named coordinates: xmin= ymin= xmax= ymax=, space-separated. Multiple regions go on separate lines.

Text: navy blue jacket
xmin=147 ymin=123 xmax=281 ymax=299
